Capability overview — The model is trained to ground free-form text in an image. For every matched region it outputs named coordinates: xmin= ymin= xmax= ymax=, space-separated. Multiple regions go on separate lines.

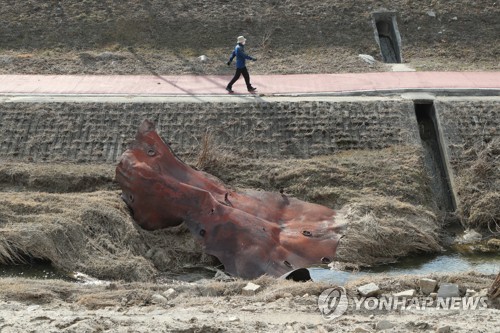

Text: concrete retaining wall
xmin=436 ymin=99 xmax=499 ymax=164
xmin=0 ymin=99 xmax=497 ymax=166
xmin=0 ymin=100 xmax=421 ymax=163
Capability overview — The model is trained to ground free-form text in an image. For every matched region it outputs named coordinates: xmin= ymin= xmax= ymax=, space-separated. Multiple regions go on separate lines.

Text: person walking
xmin=226 ymin=36 xmax=257 ymax=93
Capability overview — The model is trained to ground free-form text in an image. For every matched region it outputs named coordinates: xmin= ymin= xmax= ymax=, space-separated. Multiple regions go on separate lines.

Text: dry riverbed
xmin=0 ymin=272 xmax=498 ymax=333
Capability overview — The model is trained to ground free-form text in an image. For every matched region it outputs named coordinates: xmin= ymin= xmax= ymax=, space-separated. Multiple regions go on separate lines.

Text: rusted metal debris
xmin=116 ymin=120 xmax=344 ymax=279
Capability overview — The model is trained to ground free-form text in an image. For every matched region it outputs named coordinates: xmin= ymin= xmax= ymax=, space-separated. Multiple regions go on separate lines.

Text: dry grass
xmin=0 ymin=142 xmax=440 ymax=281
xmin=195 ymin=131 xmax=233 ymax=172
xmin=197 ymin=145 xmax=434 ymax=210
xmin=0 ymin=144 xmax=456 ymax=280
xmin=0 ymin=162 xmax=117 ymax=193
xmin=188 ymin=143 xmax=441 ymax=267
xmin=454 ymin=138 xmax=500 ymax=234
xmin=196 ymin=144 xmax=446 ymax=266
xmin=335 ymin=196 xmax=441 ymax=267
xmin=0 ymin=190 xmax=211 ymax=281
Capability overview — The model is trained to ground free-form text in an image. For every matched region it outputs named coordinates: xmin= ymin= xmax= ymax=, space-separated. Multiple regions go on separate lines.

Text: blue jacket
xmin=229 ymin=43 xmax=254 ymax=69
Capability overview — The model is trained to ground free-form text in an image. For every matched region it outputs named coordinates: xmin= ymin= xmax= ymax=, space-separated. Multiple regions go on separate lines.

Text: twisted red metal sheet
xmin=116 ymin=120 xmax=344 ymax=279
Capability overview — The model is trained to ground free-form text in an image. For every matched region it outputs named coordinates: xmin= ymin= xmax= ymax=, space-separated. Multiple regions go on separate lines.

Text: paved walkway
xmin=0 ymin=72 xmax=499 ymax=96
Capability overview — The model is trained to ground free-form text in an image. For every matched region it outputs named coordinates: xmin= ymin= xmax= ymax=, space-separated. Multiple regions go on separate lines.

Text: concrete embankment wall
xmin=436 ymin=99 xmax=499 ymax=163
xmin=0 ymin=98 xmax=498 ymax=167
xmin=0 ymin=99 xmax=422 ymax=163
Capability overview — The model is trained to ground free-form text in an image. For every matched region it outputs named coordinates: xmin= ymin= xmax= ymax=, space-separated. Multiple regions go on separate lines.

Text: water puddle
xmin=1 ymin=252 xmax=498 ymax=285
xmin=310 ymin=251 xmax=500 ymax=285
xmin=0 ymin=261 xmax=73 ymax=281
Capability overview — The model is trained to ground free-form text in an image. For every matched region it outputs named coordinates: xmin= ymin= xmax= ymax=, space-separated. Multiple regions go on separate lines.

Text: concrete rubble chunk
xmin=436 ymin=325 xmax=451 ymax=333
xmin=465 ymin=289 xmax=477 ymax=297
xmin=358 ymin=283 xmax=380 ymax=297
xmin=477 ymin=289 xmax=489 ymax=297
xmin=394 ymin=289 xmax=416 ymax=297
xmin=163 ymin=288 xmax=177 ymax=300
xmin=437 ymin=283 xmax=460 ymax=298
xmin=242 ymin=282 xmax=261 ymax=295
xmin=419 ymin=278 xmax=438 ymax=295
xmin=358 ymin=54 xmax=376 ymax=65
xmin=151 ymin=294 xmax=169 ymax=305
xmin=376 ymin=320 xmax=395 ymax=330
xmin=461 ymin=229 xmax=482 ymax=243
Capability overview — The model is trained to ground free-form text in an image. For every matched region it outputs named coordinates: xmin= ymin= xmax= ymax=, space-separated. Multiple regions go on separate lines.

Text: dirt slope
xmin=0 ymin=0 xmax=498 ymax=74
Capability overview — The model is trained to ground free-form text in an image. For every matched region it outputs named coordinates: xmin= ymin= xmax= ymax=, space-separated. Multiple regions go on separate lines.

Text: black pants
xmin=227 ymin=67 xmax=252 ymax=89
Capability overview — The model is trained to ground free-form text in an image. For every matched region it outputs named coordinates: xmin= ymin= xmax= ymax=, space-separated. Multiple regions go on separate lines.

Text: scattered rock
xmin=427 ymin=10 xmax=436 ymax=17
xmin=198 ymin=55 xmax=208 ymax=62
xmin=163 ymin=288 xmax=177 ymax=300
xmin=227 ymin=316 xmax=240 ymax=322
xmin=358 ymin=54 xmax=376 ymax=65
xmin=430 ymin=292 xmax=438 ymax=299
xmin=394 ymin=289 xmax=416 ymax=297
xmin=242 ymin=282 xmax=261 ymax=295
xmin=436 ymin=325 xmax=451 ymax=333
xmin=437 ymin=283 xmax=460 ymax=298
xmin=199 ymin=286 xmax=220 ymax=297
xmin=241 ymin=306 xmax=257 ymax=312
xmin=151 ymin=294 xmax=169 ymax=305
xmin=354 ymin=326 xmax=372 ymax=333
xmin=406 ymin=321 xmax=430 ymax=330
xmin=465 ymin=289 xmax=477 ymax=297
xmin=358 ymin=283 xmax=380 ymax=297
xmin=214 ymin=270 xmax=234 ymax=281
xmin=369 ymin=314 xmax=375 ymax=319
xmin=460 ymin=229 xmax=482 ymax=243
xmin=477 ymin=289 xmax=489 ymax=298
xmin=416 ymin=321 xmax=430 ymax=329
xmin=376 ymin=320 xmax=395 ymax=330
xmin=419 ymin=278 xmax=438 ymax=295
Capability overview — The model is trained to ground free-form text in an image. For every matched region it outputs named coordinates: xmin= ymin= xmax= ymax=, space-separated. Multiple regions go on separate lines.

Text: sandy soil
xmin=0 ymin=273 xmax=498 ymax=333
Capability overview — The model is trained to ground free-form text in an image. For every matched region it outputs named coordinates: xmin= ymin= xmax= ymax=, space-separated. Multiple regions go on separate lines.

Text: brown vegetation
xmin=454 ymin=139 xmax=500 ymax=234
xmin=0 ymin=1 xmax=498 ymax=75
xmin=0 ymin=142 xmax=444 ymax=280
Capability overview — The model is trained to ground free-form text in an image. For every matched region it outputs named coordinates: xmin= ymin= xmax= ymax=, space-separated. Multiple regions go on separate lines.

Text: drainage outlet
xmin=415 ymin=102 xmax=456 ymax=212
xmin=372 ymin=11 xmax=403 ymax=63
